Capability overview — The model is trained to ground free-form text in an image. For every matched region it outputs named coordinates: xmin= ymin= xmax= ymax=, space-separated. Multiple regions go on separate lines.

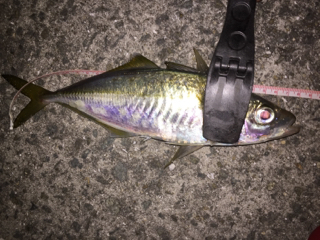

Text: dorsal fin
xmin=164 ymin=61 xmax=199 ymax=73
xmin=193 ymin=48 xmax=209 ymax=73
xmin=165 ymin=49 xmax=208 ymax=74
xmin=108 ymin=54 xmax=160 ymax=72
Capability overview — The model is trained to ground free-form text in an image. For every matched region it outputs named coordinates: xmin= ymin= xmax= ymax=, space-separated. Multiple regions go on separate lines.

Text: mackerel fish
xmin=2 ymin=50 xmax=300 ymax=164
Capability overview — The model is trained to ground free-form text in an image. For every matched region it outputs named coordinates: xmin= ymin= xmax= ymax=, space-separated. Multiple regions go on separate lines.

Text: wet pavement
xmin=0 ymin=0 xmax=319 ymax=239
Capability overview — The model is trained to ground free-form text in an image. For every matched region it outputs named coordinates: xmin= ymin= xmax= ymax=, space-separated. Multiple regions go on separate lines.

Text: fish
xmin=2 ymin=50 xmax=300 ymax=165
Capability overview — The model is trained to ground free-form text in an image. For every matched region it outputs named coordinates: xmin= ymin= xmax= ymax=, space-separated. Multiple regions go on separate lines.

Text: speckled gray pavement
xmin=0 ymin=0 xmax=319 ymax=239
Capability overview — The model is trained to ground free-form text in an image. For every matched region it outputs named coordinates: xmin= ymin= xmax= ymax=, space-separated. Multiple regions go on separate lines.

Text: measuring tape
xmin=253 ymin=85 xmax=320 ymax=100
xmin=27 ymin=69 xmax=320 ymax=100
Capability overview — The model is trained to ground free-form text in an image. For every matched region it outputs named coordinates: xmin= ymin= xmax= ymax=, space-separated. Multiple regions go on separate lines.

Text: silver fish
xmin=2 ymin=50 xmax=300 ymax=164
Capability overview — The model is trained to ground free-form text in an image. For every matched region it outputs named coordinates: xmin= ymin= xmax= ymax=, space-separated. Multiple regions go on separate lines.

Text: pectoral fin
xmin=164 ymin=145 xmax=203 ymax=168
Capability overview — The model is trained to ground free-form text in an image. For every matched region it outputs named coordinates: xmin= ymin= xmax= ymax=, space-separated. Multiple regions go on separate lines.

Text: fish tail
xmin=2 ymin=74 xmax=53 ymax=128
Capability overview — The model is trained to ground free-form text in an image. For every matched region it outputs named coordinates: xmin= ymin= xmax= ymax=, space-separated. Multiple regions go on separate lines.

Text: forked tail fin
xmin=2 ymin=74 xmax=52 ymax=128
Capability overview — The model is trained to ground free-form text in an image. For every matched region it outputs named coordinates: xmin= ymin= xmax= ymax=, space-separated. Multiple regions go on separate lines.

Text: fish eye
xmin=255 ymin=107 xmax=275 ymax=124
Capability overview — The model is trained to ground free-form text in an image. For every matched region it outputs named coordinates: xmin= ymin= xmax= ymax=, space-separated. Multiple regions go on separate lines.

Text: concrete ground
xmin=0 ymin=0 xmax=319 ymax=239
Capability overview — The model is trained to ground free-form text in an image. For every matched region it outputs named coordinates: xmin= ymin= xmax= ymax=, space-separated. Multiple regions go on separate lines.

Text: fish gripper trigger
xmin=203 ymin=0 xmax=256 ymax=143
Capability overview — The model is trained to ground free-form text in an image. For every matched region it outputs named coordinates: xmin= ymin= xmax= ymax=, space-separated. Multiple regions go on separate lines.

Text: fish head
xmin=238 ymin=94 xmax=300 ymax=145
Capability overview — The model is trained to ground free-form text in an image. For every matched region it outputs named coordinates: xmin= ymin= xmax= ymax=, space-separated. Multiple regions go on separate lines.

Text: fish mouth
xmin=259 ymin=124 xmax=300 ymax=142
xmin=275 ymin=110 xmax=300 ymax=138
xmin=261 ymin=124 xmax=300 ymax=143
xmin=281 ymin=125 xmax=301 ymax=138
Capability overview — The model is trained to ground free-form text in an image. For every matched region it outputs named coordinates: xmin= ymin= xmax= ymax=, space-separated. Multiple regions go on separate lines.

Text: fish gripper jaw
xmin=203 ymin=0 xmax=256 ymax=143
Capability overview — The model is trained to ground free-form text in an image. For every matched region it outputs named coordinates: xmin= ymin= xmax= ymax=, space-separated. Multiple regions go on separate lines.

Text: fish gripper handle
xmin=203 ymin=0 xmax=256 ymax=143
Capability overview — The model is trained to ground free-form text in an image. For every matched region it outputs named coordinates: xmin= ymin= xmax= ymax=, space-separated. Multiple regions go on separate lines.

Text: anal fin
xmin=164 ymin=145 xmax=203 ymax=168
xmin=103 ymin=125 xmax=136 ymax=138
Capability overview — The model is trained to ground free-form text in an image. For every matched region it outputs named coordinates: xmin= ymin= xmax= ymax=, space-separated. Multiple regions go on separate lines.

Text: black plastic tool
xmin=203 ymin=0 xmax=256 ymax=143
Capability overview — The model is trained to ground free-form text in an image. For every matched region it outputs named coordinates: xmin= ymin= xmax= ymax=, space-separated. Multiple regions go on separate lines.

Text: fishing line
xmin=8 ymin=70 xmax=102 ymax=130
xmin=8 ymin=69 xmax=320 ymax=130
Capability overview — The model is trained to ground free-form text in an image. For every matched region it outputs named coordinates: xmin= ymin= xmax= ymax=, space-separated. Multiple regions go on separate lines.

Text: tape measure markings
xmin=253 ymin=85 xmax=320 ymax=100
